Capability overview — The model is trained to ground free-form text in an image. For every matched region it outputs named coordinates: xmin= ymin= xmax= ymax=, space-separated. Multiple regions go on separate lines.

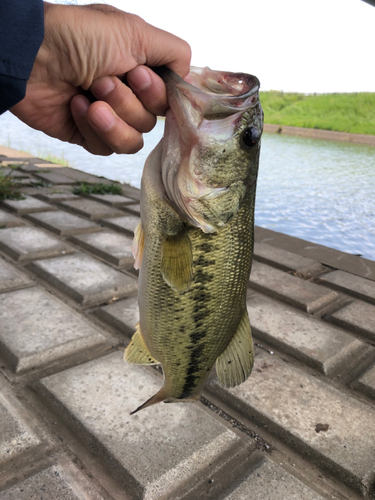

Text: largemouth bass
xmin=125 ymin=66 xmax=263 ymax=414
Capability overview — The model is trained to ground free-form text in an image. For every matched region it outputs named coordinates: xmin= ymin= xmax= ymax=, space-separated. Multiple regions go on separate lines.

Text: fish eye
xmin=240 ymin=127 xmax=260 ymax=149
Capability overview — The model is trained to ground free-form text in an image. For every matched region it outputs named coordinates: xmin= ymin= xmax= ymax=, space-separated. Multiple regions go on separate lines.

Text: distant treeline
xmin=259 ymin=91 xmax=375 ymax=136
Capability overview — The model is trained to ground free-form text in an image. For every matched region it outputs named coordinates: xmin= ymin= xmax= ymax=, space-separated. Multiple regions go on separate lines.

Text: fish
xmin=124 ymin=66 xmax=263 ymax=414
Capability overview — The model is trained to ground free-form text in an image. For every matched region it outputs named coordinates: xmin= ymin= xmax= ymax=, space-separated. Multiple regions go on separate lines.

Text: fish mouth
xmin=156 ymin=66 xmax=260 ymax=120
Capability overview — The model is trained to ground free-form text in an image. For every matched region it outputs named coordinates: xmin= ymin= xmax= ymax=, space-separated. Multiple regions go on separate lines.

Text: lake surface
xmin=1 ymin=112 xmax=374 ymax=260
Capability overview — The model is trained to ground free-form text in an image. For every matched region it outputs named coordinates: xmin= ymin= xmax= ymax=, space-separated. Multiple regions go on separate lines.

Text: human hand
xmin=10 ymin=2 xmax=191 ymax=155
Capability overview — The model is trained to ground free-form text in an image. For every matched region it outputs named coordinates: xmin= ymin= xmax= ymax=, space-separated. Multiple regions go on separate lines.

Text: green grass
xmin=0 ymin=172 xmax=24 ymax=200
xmin=37 ymin=153 xmax=70 ymax=166
xmin=259 ymin=91 xmax=375 ymax=135
xmin=73 ymin=183 xmax=122 ymax=195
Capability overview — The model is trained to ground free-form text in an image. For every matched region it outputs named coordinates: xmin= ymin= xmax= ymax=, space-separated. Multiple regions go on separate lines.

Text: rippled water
xmin=1 ymin=112 xmax=374 ymax=260
xmin=256 ymin=134 xmax=375 ymax=260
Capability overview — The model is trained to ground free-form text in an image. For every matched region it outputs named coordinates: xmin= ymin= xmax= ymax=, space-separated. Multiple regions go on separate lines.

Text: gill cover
xmin=157 ymin=66 xmax=261 ymax=232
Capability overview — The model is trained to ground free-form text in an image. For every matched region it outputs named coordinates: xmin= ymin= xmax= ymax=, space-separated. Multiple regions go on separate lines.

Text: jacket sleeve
xmin=0 ymin=0 xmax=44 ymax=114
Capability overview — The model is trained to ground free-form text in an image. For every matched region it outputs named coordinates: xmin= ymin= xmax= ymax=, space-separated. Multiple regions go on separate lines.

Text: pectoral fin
xmin=161 ymin=229 xmax=193 ymax=293
xmin=216 ymin=309 xmax=254 ymax=388
xmin=124 ymin=323 xmax=159 ymax=365
xmin=132 ymin=222 xmax=145 ymax=270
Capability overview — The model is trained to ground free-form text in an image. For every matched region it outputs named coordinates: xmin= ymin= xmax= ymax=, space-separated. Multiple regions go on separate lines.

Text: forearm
xmin=7 ymin=1 xmax=191 ymax=155
xmin=0 ymin=0 xmax=44 ymax=113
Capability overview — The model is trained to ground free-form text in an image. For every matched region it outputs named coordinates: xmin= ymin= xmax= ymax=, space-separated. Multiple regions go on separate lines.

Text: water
xmin=1 ymin=112 xmax=374 ymax=260
xmin=256 ymin=134 xmax=375 ymax=260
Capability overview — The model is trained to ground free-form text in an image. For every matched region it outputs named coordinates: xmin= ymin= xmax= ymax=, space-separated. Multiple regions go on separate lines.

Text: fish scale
xmin=125 ymin=66 xmax=263 ymax=414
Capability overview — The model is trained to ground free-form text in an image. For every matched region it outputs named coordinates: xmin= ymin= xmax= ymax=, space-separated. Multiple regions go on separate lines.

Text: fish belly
xmin=139 ymin=184 xmax=255 ymax=401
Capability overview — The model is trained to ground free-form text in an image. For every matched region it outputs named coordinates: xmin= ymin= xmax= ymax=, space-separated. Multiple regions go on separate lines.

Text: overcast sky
xmin=53 ymin=0 xmax=375 ymax=93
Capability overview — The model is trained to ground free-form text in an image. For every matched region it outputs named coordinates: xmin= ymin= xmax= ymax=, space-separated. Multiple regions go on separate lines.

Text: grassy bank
xmin=259 ymin=91 xmax=375 ymax=135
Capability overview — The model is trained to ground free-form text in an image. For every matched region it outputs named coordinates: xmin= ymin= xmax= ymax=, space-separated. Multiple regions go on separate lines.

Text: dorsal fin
xmin=216 ymin=309 xmax=254 ymax=388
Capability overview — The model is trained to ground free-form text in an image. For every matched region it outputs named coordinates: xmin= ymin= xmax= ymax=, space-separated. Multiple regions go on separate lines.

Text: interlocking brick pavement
xmin=1 ymin=151 xmax=375 ymax=499
xmin=25 ymin=210 xmax=101 ymax=236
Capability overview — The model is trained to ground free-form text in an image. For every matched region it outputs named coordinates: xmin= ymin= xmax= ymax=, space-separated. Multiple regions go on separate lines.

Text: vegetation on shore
xmin=259 ymin=91 xmax=375 ymax=135
xmin=38 ymin=153 xmax=70 ymax=166
xmin=73 ymin=182 xmax=122 ymax=195
xmin=0 ymin=169 xmax=23 ymax=200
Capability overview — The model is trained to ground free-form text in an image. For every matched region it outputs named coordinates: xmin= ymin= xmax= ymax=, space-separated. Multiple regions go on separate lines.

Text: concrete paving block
xmin=0 ymin=210 xmax=25 ymax=228
xmin=37 ymin=352 xmax=241 ymax=500
xmin=329 ymin=300 xmax=375 ymax=341
xmin=13 ymin=176 xmax=39 ymax=186
xmin=33 ymin=163 xmax=66 ymax=169
xmin=0 ymin=168 xmax=29 ymax=178
xmin=223 ymin=458 xmax=325 ymax=500
xmin=25 ymin=210 xmax=100 ymax=236
xmin=17 ymin=187 xmax=57 ymax=197
xmin=207 ymin=350 xmax=375 ymax=493
xmin=122 ymin=203 xmax=140 ymax=216
xmin=59 ymin=199 xmax=123 ymax=220
xmin=0 ymin=379 xmax=44 ymax=467
xmin=320 ymin=270 xmax=375 ymax=304
xmin=0 ymin=401 xmax=40 ymax=467
xmin=19 ymin=163 xmax=44 ymax=172
xmin=255 ymin=225 xmax=375 ymax=283
xmin=0 ymin=459 xmax=105 ymax=500
xmin=250 ymin=261 xmax=338 ymax=313
xmin=101 ymin=215 xmax=139 ymax=236
xmin=0 ymin=161 xmax=26 ymax=168
xmin=33 ymin=171 xmax=78 ymax=185
xmin=247 ymin=295 xmax=365 ymax=374
xmin=69 ymin=231 xmax=134 ymax=267
xmin=254 ymin=242 xmax=326 ymax=276
xmin=36 ymin=191 xmax=79 ymax=202
xmin=28 ymin=253 xmax=137 ymax=306
xmin=56 ymin=168 xmax=113 ymax=184
xmin=0 ymin=227 xmax=74 ymax=261
xmin=0 ymin=287 xmax=108 ymax=374
xmin=0 ymin=259 xmax=32 ymax=292
xmin=352 ymin=364 xmax=375 ymax=400
xmin=120 ymin=185 xmax=141 ymax=201
xmin=87 ymin=193 xmax=138 ymax=206
xmin=0 ymin=195 xmax=57 ymax=214
xmin=94 ymin=296 xmax=139 ymax=336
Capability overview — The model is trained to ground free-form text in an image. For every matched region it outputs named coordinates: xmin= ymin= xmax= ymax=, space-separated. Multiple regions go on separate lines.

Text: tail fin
xmin=130 ymin=387 xmax=167 ymax=415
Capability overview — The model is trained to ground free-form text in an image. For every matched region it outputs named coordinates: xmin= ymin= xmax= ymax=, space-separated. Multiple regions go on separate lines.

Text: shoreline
xmin=263 ymin=123 xmax=375 ymax=146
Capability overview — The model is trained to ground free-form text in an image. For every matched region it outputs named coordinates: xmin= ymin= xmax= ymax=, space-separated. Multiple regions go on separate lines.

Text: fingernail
xmin=91 ymin=106 xmax=115 ymax=131
xmin=129 ymin=66 xmax=152 ymax=91
xmin=74 ymin=95 xmax=90 ymax=116
xmin=91 ymin=77 xmax=115 ymax=98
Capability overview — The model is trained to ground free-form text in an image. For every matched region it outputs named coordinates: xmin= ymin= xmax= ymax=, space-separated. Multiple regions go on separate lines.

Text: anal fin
xmin=161 ymin=228 xmax=193 ymax=293
xmin=216 ymin=309 xmax=254 ymax=388
xmin=124 ymin=323 xmax=159 ymax=365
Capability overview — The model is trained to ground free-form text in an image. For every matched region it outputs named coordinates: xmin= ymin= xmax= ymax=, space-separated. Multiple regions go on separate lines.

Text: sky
xmin=49 ymin=0 xmax=375 ymax=93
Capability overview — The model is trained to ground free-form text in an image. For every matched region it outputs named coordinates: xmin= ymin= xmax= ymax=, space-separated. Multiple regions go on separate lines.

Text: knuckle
xmin=113 ymin=135 xmax=143 ymax=155
xmin=141 ymin=116 xmax=156 ymax=134
xmin=88 ymin=145 xmax=113 ymax=156
xmin=85 ymin=139 xmax=113 ymax=156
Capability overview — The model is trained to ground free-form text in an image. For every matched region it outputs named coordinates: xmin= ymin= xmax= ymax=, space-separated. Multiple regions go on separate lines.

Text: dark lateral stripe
xmin=179 ymin=239 xmax=215 ymax=398
xmin=179 ymin=342 xmax=205 ymax=399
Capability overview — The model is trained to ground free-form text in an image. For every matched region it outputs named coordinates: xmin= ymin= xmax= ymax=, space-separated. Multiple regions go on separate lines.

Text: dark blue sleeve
xmin=0 ymin=0 xmax=44 ymax=114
